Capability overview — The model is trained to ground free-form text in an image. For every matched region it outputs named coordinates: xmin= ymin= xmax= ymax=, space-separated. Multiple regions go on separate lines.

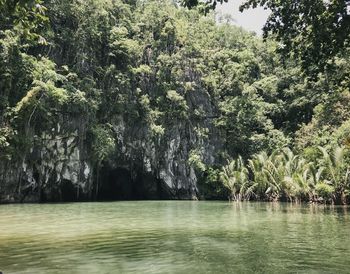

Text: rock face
xmin=0 ymin=119 xmax=93 ymax=203
xmin=0 ymin=90 xmax=223 ymax=203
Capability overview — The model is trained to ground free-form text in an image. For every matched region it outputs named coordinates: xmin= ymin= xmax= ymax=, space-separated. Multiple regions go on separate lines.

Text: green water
xmin=0 ymin=201 xmax=350 ymax=274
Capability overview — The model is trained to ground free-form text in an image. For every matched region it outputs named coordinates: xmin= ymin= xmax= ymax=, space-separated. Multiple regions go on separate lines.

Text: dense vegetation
xmin=0 ymin=0 xmax=350 ymax=203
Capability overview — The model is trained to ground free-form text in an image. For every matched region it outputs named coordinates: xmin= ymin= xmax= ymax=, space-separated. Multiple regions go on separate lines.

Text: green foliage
xmin=0 ymin=0 xmax=48 ymax=42
xmin=181 ymin=0 xmax=228 ymax=14
xmin=166 ymin=90 xmax=188 ymax=118
xmin=11 ymin=56 xmax=97 ymax=132
xmin=184 ymin=0 xmax=350 ymax=74
xmin=217 ymin=146 xmax=350 ymax=204
xmin=219 ymin=156 xmax=252 ymax=201
xmin=315 ymin=183 xmax=335 ymax=202
xmin=89 ymin=124 xmax=115 ymax=165
xmin=188 ymin=149 xmax=206 ymax=172
xmin=295 ymin=86 xmax=350 ymax=150
xmin=198 ymin=166 xmax=227 ymax=199
xmin=1 ymin=0 xmax=350 ymax=204
xmin=0 ymin=125 xmax=16 ymax=160
xmin=240 ymin=0 xmax=350 ymax=74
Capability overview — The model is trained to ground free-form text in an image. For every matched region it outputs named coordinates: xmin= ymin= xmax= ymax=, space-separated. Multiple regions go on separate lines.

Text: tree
xmin=0 ymin=0 xmax=47 ymax=40
xmin=220 ymin=156 xmax=253 ymax=201
xmin=181 ymin=0 xmax=228 ymax=12
xmin=183 ymin=0 xmax=350 ymax=74
xmin=240 ymin=0 xmax=350 ymax=74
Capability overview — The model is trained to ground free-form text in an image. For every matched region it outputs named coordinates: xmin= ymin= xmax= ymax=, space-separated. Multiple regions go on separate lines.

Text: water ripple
xmin=0 ymin=201 xmax=349 ymax=274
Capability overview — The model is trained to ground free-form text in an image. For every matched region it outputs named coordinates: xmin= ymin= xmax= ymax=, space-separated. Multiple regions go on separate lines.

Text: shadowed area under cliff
xmin=96 ymin=166 xmax=172 ymax=201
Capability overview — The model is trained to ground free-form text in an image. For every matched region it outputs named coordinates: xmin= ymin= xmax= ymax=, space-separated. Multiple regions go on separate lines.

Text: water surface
xmin=0 ymin=201 xmax=350 ymax=273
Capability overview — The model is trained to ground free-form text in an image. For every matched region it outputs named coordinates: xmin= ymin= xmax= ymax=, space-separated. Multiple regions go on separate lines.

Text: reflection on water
xmin=0 ymin=201 xmax=349 ymax=273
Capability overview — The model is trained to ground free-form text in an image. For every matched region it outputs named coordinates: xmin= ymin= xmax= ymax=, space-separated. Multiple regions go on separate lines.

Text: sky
xmin=215 ymin=0 xmax=270 ymax=36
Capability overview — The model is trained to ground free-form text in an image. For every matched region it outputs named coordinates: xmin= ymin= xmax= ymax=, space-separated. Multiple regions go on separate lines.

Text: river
xmin=0 ymin=201 xmax=349 ymax=273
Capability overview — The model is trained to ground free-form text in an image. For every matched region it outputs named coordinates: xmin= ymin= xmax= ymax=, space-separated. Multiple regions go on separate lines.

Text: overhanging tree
xmin=182 ymin=0 xmax=350 ymax=74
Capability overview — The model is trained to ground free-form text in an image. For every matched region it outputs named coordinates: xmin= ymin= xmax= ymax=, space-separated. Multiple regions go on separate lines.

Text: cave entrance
xmin=97 ymin=166 xmax=170 ymax=200
xmin=60 ymin=179 xmax=77 ymax=202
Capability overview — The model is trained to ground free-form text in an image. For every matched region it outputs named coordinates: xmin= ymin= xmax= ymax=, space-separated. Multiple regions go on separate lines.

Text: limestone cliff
xmin=0 ymin=89 xmax=223 ymax=203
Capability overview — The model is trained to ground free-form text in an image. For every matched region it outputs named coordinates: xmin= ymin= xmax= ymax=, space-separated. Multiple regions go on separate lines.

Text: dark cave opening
xmin=60 ymin=179 xmax=78 ymax=202
xmin=97 ymin=166 xmax=171 ymax=201
xmin=98 ymin=167 xmax=133 ymax=200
